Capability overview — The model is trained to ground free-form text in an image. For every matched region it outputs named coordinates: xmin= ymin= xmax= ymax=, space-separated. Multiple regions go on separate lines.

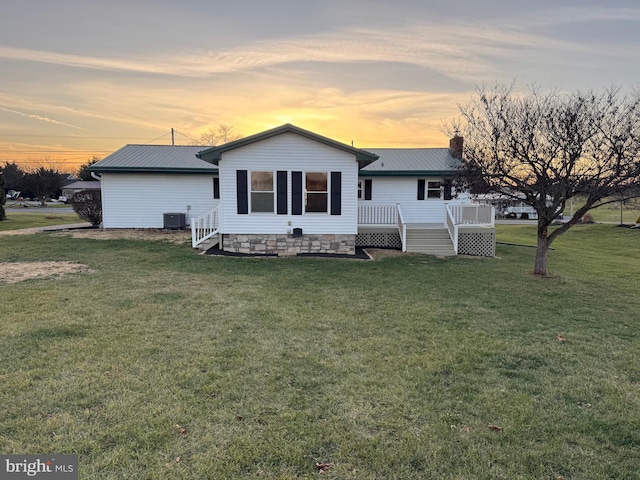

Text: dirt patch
xmin=364 ymin=248 xmax=407 ymax=260
xmin=0 ymin=261 xmax=95 ymax=284
xmin=52 ymin=228 xmax=191 ymax=244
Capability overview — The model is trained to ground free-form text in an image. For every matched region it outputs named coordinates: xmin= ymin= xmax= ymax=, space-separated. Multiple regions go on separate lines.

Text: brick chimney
xmin=449 ymin=135 xmax=463 ymax=159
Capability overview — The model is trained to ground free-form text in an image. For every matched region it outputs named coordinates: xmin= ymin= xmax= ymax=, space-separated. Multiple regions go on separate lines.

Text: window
xmin=305 ymin=172 xmax=328 ymax=212
xmin=251 ymin=171 xmax=274 ymax=212
xmin=213 ymin=177 xmax=220 ymax=199
xmin=427 ymin=181 xmax=441 ymax=199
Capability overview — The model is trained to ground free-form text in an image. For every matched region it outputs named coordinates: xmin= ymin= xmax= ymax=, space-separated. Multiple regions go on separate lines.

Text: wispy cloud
xmin=0 ymin=18 xmax=608 ymax=82
xmin=510 ymin=6 xmax=640 ymax=28
xmin=0 ymin=105 xmax=86 ymax=130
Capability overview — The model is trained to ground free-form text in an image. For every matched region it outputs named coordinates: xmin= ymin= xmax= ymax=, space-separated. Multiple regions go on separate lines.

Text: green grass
xmin=0 ymin=211 xmax=82 ymax=231
xmin=569 ymin=198 xmax=640 ymax=223
xmin=0 ymin=225 xmax=638 ymax=479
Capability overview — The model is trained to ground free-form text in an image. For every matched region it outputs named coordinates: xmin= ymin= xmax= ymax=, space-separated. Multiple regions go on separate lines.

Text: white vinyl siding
xmin=219 ymin=133 xmax=358 ymax=234
xmin=100 ymin=173 xmax=219 ymax=228
xmin=357 ymin=176 xmax=468 ymax=224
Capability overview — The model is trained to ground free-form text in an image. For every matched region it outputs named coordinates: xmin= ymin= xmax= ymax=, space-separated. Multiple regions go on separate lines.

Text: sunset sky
xmin=1 ymin=0 xmax=639 ymax=172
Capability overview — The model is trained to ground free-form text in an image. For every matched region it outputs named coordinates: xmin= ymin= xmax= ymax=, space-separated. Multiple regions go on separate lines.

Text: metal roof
xmin=90 ymin=143 xmax=459 ymax=176
xmin=63 ymin=181 xmax=101 ymax=189
xmin=360 ymin=148 xmax=460 ymax=175
xmin=90 ymin=145 xmax=218 ymax=173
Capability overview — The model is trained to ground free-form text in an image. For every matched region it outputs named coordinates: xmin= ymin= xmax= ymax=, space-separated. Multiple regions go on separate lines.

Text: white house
xmin=91 ymin=124 xmax=495 ymax=257
xmin=61 ymin=180 xmax=101 ymax=200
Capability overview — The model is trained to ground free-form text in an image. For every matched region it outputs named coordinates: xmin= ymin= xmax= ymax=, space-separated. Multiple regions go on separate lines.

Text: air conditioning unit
xmin=163 ymin=212 xmax=186 ymax=230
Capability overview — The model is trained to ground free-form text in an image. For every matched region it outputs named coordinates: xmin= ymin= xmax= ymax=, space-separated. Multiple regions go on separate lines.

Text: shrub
xmin=581 ymin=213 xmax=595 ymax=224
xmin=71 ymin=190 xmax=102 ymax=226
xmin=0 ymin=167 xmax=6 ymax=221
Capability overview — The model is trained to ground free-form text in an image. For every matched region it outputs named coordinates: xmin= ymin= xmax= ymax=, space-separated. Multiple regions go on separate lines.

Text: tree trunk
xmin=534 ymin=222 xmax=550 ymax=276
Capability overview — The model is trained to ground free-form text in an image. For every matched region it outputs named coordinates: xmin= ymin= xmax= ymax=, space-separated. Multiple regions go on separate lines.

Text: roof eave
xmin=90 ymin=166 xmax=218 ymax=174
xmin=359 ymin=170 xmax=455 ymax=177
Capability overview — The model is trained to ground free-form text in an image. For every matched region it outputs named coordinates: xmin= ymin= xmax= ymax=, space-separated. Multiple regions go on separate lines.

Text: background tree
xmin=0 ymin=166 xmax=6 ymax=221
xmin=21 ymin=166 xmax=67 ymax=206
xmin=452 ymin=84 xmax=640 ymax=276
xmin=1 ymin=162 xmax=25 ymax=193
xmin=191 ymin=124 xmax=241 ymax=146
xmin=77 ymin=156 xmax=101 ymax=181
xmin=71 ymin=190 xmax=102 ymax=226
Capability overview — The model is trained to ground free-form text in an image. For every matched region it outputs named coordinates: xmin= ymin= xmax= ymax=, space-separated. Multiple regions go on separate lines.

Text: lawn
xmin=0 ymin=210 xmax=82 ymax=231
xmin=568 ymin=198 xmax=640 ymax=224
xmin=0 ymin=225 xmax=638 ymax=479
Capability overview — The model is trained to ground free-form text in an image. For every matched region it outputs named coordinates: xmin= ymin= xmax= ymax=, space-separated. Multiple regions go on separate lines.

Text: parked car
xmin=503 ymin=205 xmax=538 ymax=219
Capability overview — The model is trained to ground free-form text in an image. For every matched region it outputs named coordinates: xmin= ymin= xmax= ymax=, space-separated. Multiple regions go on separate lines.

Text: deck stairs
xmin=194 ymin=233 xmax=220 ymax=252
xmin=405 ymin=224 xmax=456 ymax=256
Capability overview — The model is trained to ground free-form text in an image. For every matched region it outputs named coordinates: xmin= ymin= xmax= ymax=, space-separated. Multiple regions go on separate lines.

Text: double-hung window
xmin=251 ymin=171 xmax=274 ymax=212
xmin=427 ymin=181 xmax=441 ymax=199
xmin=305 ymin=172 xmax=328 ymax=213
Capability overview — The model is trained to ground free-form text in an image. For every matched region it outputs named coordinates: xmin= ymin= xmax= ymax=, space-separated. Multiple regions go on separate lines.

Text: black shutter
xmin=213 ymin=177 xmax=220 ymax=199
xmin=364 ymin=179 xmax=372 ymax=200
xmin=417 ymin=179 xmax=425 ymax=200
xmin=276 ymin=170 xmax=287 ymax=215
xmin=236 ymin=170 xmax=248 ymax=214
xmin=292 ymin=171 xmax=303 ymax=215
xmin=443 ymin=180 xmax=452 ymax=201
xmin=330 ymin=171 xmax=342 ymax=215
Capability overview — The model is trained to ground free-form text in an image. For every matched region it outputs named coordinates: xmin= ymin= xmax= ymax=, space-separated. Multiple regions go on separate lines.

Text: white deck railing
xmin=447 ymin=204 xmax=495 ymax=227
xmin=191 ymin=207 xmax=219 ymax=248
xmin=358 ymin=204 xmax=398 ymax=225
xmin=445 ymin=204 xmax=495 ymax=254
xmin=396 ymin=204 xmax=407 ymax=252
xmin=445 ymin=207 xmax=459 ymax=254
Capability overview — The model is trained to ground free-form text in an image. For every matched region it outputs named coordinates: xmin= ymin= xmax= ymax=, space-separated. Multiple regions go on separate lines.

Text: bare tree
xmin=452 ymin=84 xmax=640 ymax=276
xmin=21 ymin=166 xmax=67 ymax=206
xmin=192 ymin=124 xmax=241 ymax=146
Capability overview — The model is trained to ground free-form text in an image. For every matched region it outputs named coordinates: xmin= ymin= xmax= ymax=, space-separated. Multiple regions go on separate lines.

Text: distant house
xmin=91 ymin=124 xmax=495 ymax=257
xmin=61 ymin=181 xmax=101 ymax=199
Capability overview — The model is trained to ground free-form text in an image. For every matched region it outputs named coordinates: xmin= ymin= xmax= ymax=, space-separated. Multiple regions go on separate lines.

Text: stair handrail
xmin=191 ymin=207 xmax=219 ymax=248
xmin=445 ymin=205 xmax=459 ymax=254
xmin=396 ymin=203 xmax=407 ymax=252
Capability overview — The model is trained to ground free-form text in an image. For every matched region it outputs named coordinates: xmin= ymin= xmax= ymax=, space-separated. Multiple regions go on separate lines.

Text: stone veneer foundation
xmin=223 ymin=234 xmax=356 ymax=256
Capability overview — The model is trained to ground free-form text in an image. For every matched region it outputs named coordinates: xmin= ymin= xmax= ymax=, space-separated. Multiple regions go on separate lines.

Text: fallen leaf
xmin=461 ymin=425 xmax=470 ymax=433
xmin=557 ymin=334 xmax=567 ymax=342
xmin=488 ymin=424 xmax=503 ymax=432
xmin=236 ymin=415 xmax=243 ymax=421
xmin=174 ymin=424 xmax=188 ymax=435
xmin=315 ymin=462 xmax=334 ymax=473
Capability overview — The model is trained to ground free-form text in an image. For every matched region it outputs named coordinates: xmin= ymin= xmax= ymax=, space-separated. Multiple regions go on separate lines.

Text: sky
xmin=1 ymin=0 xmax=640 ymax=172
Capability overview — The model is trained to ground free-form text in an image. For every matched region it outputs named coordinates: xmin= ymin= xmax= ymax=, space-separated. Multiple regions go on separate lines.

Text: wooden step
xmin=194 ymin=233 xmax=220 ymax=251
xmin=405 ymin=228 xmax=455 ymax=256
